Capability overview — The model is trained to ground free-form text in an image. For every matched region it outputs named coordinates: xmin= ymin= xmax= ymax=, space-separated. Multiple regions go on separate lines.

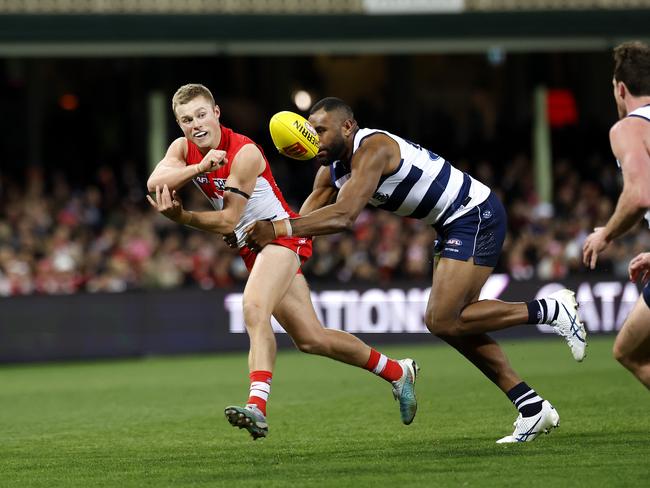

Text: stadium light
xmin=293 ymin=90 xmax=313 ymax=112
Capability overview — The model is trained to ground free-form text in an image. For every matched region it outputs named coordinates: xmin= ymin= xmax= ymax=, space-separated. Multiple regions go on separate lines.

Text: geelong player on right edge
xmin=246 ymin=97 xmax=588 ymax=443
xmin=583 ymin=41 xmax=650 ymax=389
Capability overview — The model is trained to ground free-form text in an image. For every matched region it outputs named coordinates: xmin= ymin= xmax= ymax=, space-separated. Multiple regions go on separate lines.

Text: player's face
xmin=175 ymin=96 xmax=221 ymax=148
xmin=308 ymin=109 xmax=350 ymax=166
xmin=613 ymin=77 xmax=627 ymax=118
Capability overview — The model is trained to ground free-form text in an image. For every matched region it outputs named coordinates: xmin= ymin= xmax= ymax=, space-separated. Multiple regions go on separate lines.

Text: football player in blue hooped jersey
xmin=583 ymin=41 xmax=650 ymax=390
xmin=246 ymin=97 xmax=588 ymax=443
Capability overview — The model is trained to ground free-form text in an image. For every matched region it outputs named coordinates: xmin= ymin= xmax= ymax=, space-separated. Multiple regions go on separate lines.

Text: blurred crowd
xmin=1 ymin=155 xmax=649 ymax=296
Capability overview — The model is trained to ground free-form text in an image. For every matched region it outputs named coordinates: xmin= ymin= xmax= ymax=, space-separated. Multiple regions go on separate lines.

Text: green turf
xmin=1 ymin=336 xmax=648 ymax=487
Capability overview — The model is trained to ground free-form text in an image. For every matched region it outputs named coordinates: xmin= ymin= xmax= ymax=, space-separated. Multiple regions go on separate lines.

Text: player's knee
xmin=425 ymin=313 xmax=461 ymax=337
xmin=612 ymin=341 xmax=626 ymax=365
xmin=242 ymin=301 xmax=269 ymax=329
xmin=613 ymin=336 xmax=631 ymax=363
xmin=613 ymin=341 xmax=641 ymax=374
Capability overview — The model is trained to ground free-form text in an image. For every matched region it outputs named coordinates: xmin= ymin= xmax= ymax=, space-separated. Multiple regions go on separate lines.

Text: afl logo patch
xmin=447 ymin=238 xmax=463 ymax=246
xmin=482 ymin=210 xmax=492 ymax=219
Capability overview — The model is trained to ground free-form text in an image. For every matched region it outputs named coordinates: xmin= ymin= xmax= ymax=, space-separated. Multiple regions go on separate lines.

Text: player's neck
xmin=343 ymin=126 xmax=360 ymax=162
xmin=627 ymin=96 xmax=650 ymax=114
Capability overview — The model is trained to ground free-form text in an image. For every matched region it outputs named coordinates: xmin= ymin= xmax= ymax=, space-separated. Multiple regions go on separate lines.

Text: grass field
xmin=1 ymin=336 xmax=648 ymax=487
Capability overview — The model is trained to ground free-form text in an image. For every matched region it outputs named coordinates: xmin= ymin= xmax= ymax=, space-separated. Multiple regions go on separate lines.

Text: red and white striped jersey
xmin=185 ymin=125 xmax=298 ymax=247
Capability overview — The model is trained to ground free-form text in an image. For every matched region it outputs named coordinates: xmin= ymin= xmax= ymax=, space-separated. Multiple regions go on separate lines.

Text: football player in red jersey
xmin=146 ymin=84 xmax=419 ymax=439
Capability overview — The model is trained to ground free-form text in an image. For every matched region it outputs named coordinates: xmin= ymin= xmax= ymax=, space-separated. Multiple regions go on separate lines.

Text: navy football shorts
xmin=643 ymin=282 xmax=650 ymax=308
xmin=433 ymin=192 xmax=506 ymax=268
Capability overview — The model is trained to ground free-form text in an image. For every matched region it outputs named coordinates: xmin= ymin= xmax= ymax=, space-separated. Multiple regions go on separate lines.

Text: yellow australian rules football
xmin=269 ymin=111 xmax=320 ymax=160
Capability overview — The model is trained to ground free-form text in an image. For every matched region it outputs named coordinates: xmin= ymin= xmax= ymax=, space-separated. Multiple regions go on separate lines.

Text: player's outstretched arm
xmin=583 ymin=119 xmax=650 ymax=269
xmin=243 ymin=165 xmax=338 ymax=250
xmin=177 ymin=144 xmax=262 ymax=235
xmin=290 ymin=134 xmax=398 ymax=236
xmin=243 ymin=134 xmax=398 ymax=250
xmin=147 ymin=138 xmax=227 ymax=192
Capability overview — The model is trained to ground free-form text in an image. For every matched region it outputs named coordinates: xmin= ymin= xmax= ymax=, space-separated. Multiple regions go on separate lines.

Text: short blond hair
xmin=172 ymin=83 xmax=215 ymax=116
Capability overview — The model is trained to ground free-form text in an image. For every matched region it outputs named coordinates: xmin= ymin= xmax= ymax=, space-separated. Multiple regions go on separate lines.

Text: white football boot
xmin=547 ymin=289 xmax=587 ymax=362
xmin=496 ymin=400 xmax=560 ymax=443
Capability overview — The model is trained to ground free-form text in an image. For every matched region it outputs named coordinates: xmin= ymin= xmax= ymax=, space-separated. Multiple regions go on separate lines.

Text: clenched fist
xmin=196 ymin=149 xmax=228 ymax=175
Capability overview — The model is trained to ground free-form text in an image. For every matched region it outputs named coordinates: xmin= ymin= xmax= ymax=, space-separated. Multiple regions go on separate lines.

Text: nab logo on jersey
xmin=212 ymin=178 xmax=226 ymax=191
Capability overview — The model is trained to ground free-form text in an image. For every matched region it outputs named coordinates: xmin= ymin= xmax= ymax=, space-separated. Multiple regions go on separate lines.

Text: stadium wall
xmin=0 ymin=275 xmax=634 ymax=363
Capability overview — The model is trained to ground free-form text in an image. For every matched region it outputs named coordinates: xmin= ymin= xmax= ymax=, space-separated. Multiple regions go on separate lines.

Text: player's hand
xmin=244 ymin=220 xmax=275 ymax=253
xmin=582 ymin=227 xmax=610 ymax=269
xmin=146 ymin=184 xmax=189 ymax=223
xmin=222 ymin=232 xmax=239 ymax=249
xmin=628 ymin=252 xmax=650 ymax=283
xmin=196 ymin=149 xmax=228 ymax=174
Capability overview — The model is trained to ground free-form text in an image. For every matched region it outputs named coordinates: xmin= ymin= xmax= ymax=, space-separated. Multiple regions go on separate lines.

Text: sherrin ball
xmin=269 ymin=111 xmax=319 ymax=160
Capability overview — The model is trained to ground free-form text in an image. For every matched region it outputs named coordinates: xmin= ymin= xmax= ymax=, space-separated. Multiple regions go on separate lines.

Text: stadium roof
xmin=1 ymin=10 xmax=649 ymax=56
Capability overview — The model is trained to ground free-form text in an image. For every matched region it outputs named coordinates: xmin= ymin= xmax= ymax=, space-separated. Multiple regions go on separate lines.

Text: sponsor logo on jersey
xmin=447 ymin=238 xmax=463 ymax=246
xmin=212 ymin=178 xmax=226 ymax=191
xmin=482 ymin=210 xmax=492 ymax=219
xmin=196 ymin=175 xmax=209 ymax=184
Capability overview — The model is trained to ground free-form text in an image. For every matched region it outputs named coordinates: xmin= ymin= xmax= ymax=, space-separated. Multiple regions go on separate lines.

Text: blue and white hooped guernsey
xmin=626 ymin=104 xmax=650 ymax=227
xmin=329 ymin=128 xmax=491 ymax=228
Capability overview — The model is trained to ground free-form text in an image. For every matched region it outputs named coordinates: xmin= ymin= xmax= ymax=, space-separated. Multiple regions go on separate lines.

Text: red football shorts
xmin=239 ymin=235 xmax=313 ymax=273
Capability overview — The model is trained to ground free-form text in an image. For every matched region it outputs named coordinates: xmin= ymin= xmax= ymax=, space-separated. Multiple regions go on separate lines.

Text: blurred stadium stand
xmin=0 ymin=0 xmax=648 ymax=13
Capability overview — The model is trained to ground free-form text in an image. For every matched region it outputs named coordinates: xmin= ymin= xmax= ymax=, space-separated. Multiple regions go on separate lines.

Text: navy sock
xmin=526 ymin=300 xmax=542 ymax=324
xmin=526 ymin=299 xmax=559 ymax=324
xmin=506 ymin=382 xmax=543 ymax=417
